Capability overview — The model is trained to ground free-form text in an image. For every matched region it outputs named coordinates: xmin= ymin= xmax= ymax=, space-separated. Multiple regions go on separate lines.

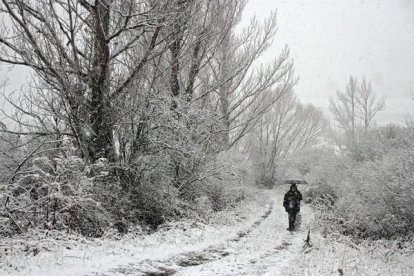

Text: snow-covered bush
xmin=314 ymin=126 xmax=414 ymax=239
xmin=304 ymin=183 xmax=337 ymax=205
xmin=203 ymin=182 xmax=245 ymax=212
xmin=0 ymin=156 xmax=109 ymax=237
xmin=255 ymin=175 xmax=277 ymax=189
xmin=200 ymin=151 xmax=251 ymax=212
xmin=334 ymin=147 xmax=414 ymax=239
xmin=120 ymin=170 xmax=182 ymax=227
xmin=103 ymin=149 xmax=252 ymax=228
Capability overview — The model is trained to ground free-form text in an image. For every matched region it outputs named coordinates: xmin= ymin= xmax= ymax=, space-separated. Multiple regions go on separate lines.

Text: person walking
xmin=283 ymin=183 xmax=303 ymax=231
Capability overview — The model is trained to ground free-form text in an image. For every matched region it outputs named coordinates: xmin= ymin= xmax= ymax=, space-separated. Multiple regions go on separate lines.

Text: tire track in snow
xmin=94 ymin=201 xmax=275 ymax=276
xmin=174 ymin=201 xmax=274 ymax=268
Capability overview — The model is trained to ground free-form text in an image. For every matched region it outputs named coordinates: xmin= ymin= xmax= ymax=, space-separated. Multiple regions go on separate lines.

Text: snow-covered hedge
xmin=0 ymin=156 xmax=109 ymax=237
xmin=0 ymin=146 xmax=255 ymax=237
xmin=319 ymin=126 xmax=414 ymax=239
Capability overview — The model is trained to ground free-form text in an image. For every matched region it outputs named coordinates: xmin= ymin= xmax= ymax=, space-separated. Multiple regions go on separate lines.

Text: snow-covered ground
xmin=1 ymin=187 xmax=413 ymax=276
xmin=1 ymin=189 xmax=272 ymax=276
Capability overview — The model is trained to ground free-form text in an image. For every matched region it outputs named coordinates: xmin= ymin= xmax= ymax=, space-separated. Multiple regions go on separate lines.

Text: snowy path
xmin=98 ymin=188 xmax=312 ymax=276
xmin=177 ymin=189 xmax=311 ymax=276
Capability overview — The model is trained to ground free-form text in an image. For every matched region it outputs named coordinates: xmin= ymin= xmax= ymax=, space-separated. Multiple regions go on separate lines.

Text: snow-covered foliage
xmin=0 ymin=156 xmax=109 ymax=238
xmin=0 ymin=145 xmax=256 ymax=237
xmin=284 ymin=125 xmax=414 ymax=240
xmin=331 ymin=127 xmax=414 ymax=238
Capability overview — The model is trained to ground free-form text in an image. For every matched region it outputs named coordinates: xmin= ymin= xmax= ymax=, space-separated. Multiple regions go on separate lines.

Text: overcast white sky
xmin=241 ymin=0 xmax=414 ymax=125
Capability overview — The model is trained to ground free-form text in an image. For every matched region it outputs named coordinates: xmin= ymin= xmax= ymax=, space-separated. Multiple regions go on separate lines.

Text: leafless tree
xmin=329 ymin=76 xmax=385 ymax=160
xmin=110 ymin=0 xmax=244 ymax=163
xmin=194 ymin=7 xmax=296 ymax=150
xmin=0 ymin=0 xmax=187 ymax=162
xmin=404 ymin=91 xmax=414 ymax=129
xmin=246 ymin=93 xmax=327 ymax=179
xmin=357 ymin=78 xmax=386 ymax=132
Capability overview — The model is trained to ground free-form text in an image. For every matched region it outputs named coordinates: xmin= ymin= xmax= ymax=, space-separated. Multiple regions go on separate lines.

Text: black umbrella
xmin=284 ymin=180 xmax=308 ymax=185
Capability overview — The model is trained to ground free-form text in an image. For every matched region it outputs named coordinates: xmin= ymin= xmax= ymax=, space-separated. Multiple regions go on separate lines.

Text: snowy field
xmin=1 ymin=187 xmax=413 ymax=276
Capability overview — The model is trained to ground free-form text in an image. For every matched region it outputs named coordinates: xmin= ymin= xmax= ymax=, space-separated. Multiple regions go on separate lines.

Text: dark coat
xmin=283 ymin=190 xmax=302 ymax=213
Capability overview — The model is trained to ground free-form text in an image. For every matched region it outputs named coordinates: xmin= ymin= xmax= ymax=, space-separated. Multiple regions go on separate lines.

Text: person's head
xmin=290 ymin=183 xmax=297 ymax=191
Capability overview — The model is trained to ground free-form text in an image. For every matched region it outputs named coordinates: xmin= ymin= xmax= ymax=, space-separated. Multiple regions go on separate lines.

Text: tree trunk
xmin=218 ymin=34 xmax=231 ymax=149
xmin=88 ymin=0 xmax=114 ymax=162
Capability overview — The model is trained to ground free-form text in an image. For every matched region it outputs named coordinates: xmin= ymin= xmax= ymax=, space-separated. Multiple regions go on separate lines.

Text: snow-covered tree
xmin=329 ymin=76 xmax=385 ymax=161
xmin=245 ymin=93 xmax=327 ymax=181
xmin=0 ymin=0 xmax=186 ymax=162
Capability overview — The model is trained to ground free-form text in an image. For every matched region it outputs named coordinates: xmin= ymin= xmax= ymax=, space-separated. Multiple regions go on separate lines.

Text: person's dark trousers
xmin=288 ymin=210 xmax=297 ymax=230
